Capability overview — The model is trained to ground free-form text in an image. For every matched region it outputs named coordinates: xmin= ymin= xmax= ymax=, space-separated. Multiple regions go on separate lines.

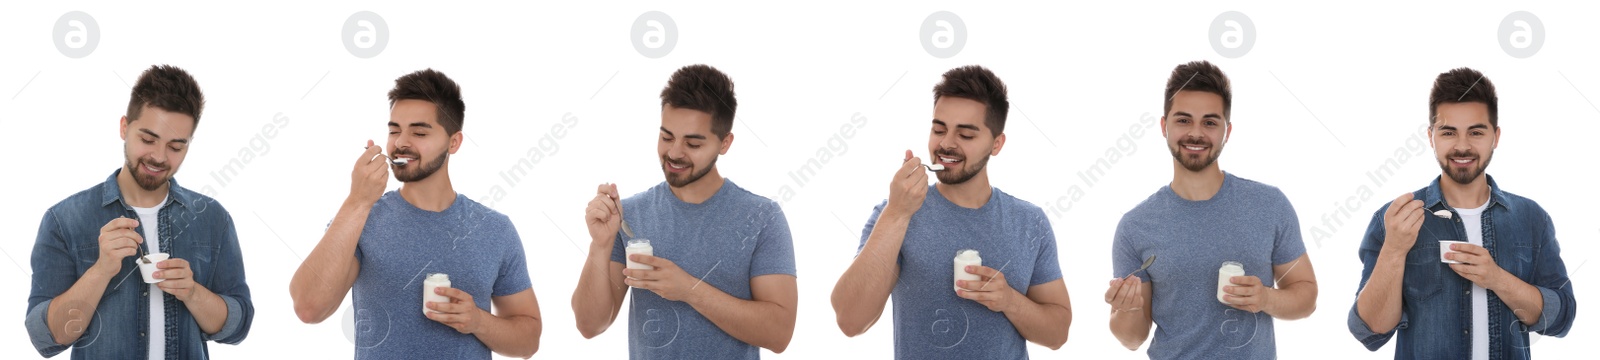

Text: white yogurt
xmin=953 ymin=249 xmax=982 ymax=292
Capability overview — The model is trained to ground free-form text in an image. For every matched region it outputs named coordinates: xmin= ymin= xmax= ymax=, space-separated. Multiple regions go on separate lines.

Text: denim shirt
xmin=25 ymin=170 xmax=254 ymax=359
xmin=1348 ymin=175 xmax=1576 ymax=359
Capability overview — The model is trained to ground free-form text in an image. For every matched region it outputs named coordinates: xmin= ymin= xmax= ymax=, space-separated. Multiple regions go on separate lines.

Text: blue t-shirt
xmin=349 ymin=191 xmax=532 ymax=359
xmin=1112 ymin=172 xmax=1306 ymax=359
xmin=608 ymin=180 xmax=797 ymax=359
xmin=856 ymin=185 xmax=1062 ymax=359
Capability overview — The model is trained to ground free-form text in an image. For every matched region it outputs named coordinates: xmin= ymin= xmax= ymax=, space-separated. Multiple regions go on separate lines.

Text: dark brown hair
xmin=1429 ymin=67 xmax=1498 ymax=128
xmin=933 ymin=65 xmax=1009 ymax=136
xmin=126 ymin=65 xmax=205 ymax=126
xmin=1163 ymin=60 xmax=1232 ymax=120
xmin=659 ymin=64 xmax=737 ymax=140
xmin=388 ymin=68 xmax=466 ymax=135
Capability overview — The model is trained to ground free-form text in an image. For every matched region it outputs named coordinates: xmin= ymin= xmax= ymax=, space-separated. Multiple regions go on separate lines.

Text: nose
xmin=937 ymin=132 xmax=957 ymax=152
xmin=665 ymin=140 xmax=687 ymax=161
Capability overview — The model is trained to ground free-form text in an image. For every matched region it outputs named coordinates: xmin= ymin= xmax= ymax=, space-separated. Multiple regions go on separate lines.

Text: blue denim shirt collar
xmin=1418 ymin=174 xmax=1515 ymax=213
xmin=98 ymin=169 xmax=192 ymax=210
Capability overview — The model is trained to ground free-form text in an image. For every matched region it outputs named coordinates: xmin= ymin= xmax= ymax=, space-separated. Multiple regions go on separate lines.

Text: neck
xmin=116 ymin=167 xmax=168 ymax=208
xmin=935 ymin=171 xmax=992 ymax=209
xmin=1440 ymin=174 xmax=1491 ymax=209
xmin=398 ymin=167 xmax=456 ymax=212
xmin=668 ymin=167 xmax=724 ymax=204
xmin=1170 ymin=161 xmax=1225 ymax=201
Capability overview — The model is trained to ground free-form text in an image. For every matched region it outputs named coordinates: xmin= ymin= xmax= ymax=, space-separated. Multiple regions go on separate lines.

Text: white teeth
xmin=939 ymin=157 xmax=960 ymax=163
xmin=1184 ymin=145 xmax=1206 ymax=151
xmin=668 ymin=163 xmax=687 ymax=169
xmin=1453 ymin=159 xmax=1472 ymax=163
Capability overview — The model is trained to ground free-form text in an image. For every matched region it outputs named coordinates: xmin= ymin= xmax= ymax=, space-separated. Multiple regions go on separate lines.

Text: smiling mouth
xmin=937 ymin=156 xmax=963 ymax=166
xmin=666 ymin=161 xmax=689 ymax=172
xmin=141 ymin=162 xmax=167 ymax=174
xmin=1182 ymin=144 xmax=1209 ymax=152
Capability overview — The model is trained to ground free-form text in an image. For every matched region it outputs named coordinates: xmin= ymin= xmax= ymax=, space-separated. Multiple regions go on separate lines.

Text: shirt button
xmin=1463 ymin=330 xmax=1469 ymax=335
xmin=140 ymin=331 xmax=145 ymax=337
xmin=1464 ymin=290 xmax=1470 ymax=295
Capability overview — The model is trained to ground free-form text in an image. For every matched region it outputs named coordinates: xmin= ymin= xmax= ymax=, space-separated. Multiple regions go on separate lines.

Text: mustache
xmin=934 ymin=150 xmax=963 ymax=159
xmin=1178 ymin=137 xmax=1212 ymax=147
xmin=139 ymin=157 xmax=169 ymax=169
xmin=393 ymin=148 xmax=421 ymax=158
xmin=662 ymin=156 xmax=691 ymax=166
xmin=1446 ymin=150 xmax=1478 ymax=159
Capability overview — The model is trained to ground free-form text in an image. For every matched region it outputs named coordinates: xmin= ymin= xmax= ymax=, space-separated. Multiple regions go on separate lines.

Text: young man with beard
xmin=25 ymin=65 xmax=254 ymax=359
xmin=1105 ymin=60 xmax=1318 ymax=359
xmin=831 ymin=65 xmax=1072 ymax=358
xmin=572 ymin=64 xmax=798 ymax=358
xmin=1348 ymin=68 xmax=1576 ymax=360
xmin=290 ymin=69 xmax=541 ymax=359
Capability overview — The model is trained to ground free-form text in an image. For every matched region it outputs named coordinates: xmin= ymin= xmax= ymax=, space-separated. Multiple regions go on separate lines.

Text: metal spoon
xmin=1124 ymin=255 xmax=1156 ymax=279
xmin=621 ymin=218 xmax=636 ymax=239
xmin=364 ymin=146 xmax=410 ymax=166
xmin=922 ymin=163 xmax=944 ymax=172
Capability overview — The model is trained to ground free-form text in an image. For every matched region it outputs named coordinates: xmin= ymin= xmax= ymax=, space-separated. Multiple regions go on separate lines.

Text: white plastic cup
xmin=1217 ymin=261 xmax=1245 ymax=304
xmin=625 ymin=239 xmax=655 ymax=271
xmin=138 ymin=253 xmax=169 ymax=284
xmin=953 ymin=249 xmax=982 ymax=292
xmin=1439 ymin=240 xmax=1469 ymax=264
xmin=422 ymin=273 xmax=450 ymax=315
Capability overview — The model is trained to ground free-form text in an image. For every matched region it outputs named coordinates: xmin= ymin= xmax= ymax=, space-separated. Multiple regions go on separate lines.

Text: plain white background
xmin=1 ymin=1 xmax=1595 ymax=358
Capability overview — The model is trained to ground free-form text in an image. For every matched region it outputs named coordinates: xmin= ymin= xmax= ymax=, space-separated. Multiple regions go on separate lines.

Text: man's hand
xmin=1105 ymin=275 xmax=1144 ymax=313
xmin=956 ymin=265 xmax=1020 ymax=312
xmin=623 ymin=254 xmax=703 ymax=302
xmin=885 ymin=150 xmax=929 ymax=217
xmin=1446 ymin=243 xmax=1512 ymax=291
xmin=154 ymin=258 xmax=203 ymax=302
xmin=1382 ymin=193 xmax=1425 ymax=253
xmin=1221 ymin=275 xmax=1273 ymax=313
xmin=350 ymin=140 xmax=390 ymax=206
xmin=585 ymin=183 xmax=624 ymax=245
xmin=426 ymin=287 xmax=487 ymax=334
xmin=95 ymin=218 xmax=143 ymax=276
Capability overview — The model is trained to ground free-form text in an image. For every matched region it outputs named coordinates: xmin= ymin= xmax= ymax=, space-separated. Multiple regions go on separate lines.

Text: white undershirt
xmin=1454 ymin=200 xmax=1490 ymax=360
xmin=131 ymin=196 xmax=167 ymax=360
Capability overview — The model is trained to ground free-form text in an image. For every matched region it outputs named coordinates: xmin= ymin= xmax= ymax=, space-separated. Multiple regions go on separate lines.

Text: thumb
xmin=903 ymin=149 xmax=913 ymax=162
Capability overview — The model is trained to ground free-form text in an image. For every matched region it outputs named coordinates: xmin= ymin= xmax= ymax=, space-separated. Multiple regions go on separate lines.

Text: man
xmin=573 ymin=64 xmax=797 ymax=359
xmin=290 ymin=69 xmax=541 ymax=359
xmin=1349 ymin=68 xmax=1576 ymax=359
xmin=25 ymin=65 xmax=254 ymax=359
xmin=831 ymin=65 xmax=1072 ymax=359
xmin=1105 ymin=60 xmax=1318 ymax=359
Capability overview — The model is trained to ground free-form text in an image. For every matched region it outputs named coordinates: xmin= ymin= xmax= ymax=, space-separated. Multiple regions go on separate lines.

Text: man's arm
xmin=831 ymin=153 xmax=928 ymax=336
xmin=30 ymin=217 xmax=143 ymax=348
xmin=464 ymin=289 xmax=542 ymax=358
xmin=1263 ymin=253 xmax=1317 ymax=320
xmin=572 ymin=183 xmax=629 ymax=338
xmin=999 ymin=279 xmax=1072 ymax=349
xmin=1355 ymin=194 xmax=1423 ymax=334
xmin=1107 ymin=277 xmax=1153 ymax=350
xmin=291 ymin=144 xmax=387 ymax=324
xmin=684 ymin=274 xmax=798 ymax=353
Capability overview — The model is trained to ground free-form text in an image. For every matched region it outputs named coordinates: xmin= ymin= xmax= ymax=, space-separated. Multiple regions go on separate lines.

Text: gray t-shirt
xmin=857 ymin=185 xmax=1062 ymax=359
xmin=608 ymin=180 xmax=797 ymax=359
xmin=350 ymin=191 xmax=532 ymax=359
xmin=1112 ymin=172 xmax=1305 ymax=359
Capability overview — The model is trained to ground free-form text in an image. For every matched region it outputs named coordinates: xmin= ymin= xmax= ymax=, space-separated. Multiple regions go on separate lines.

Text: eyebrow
xmin=388 ymin=121 xmax=434 ymax=129
xmin=139 ymin=128 xmax=188 ymax=144
xmin=931 ymin=119 xmax=980 ymax=131
xmin=1171 ymin=111 xmax=1223 ymax=120
xmin=660 ymin=127 xmax=706 ymax=140
xmin=1437 ymin=124 xmax=1491 ymax=131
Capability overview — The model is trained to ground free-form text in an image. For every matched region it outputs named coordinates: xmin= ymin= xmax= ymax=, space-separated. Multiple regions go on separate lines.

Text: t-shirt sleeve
xmin=493 ymin=216 xmax=534 ymax=297
xmin=856 ymin=201 xmax=887 ymax=255
xmin=749 ymin=203 xmax=797 ymax=278
xmin=1271 ymin=191 xmax=1307 ymax=266
xmin=1111 ymin=216 xmax=1147 ymax=282
xmin=1029 ymin=214 xmax=1063 ymax=286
